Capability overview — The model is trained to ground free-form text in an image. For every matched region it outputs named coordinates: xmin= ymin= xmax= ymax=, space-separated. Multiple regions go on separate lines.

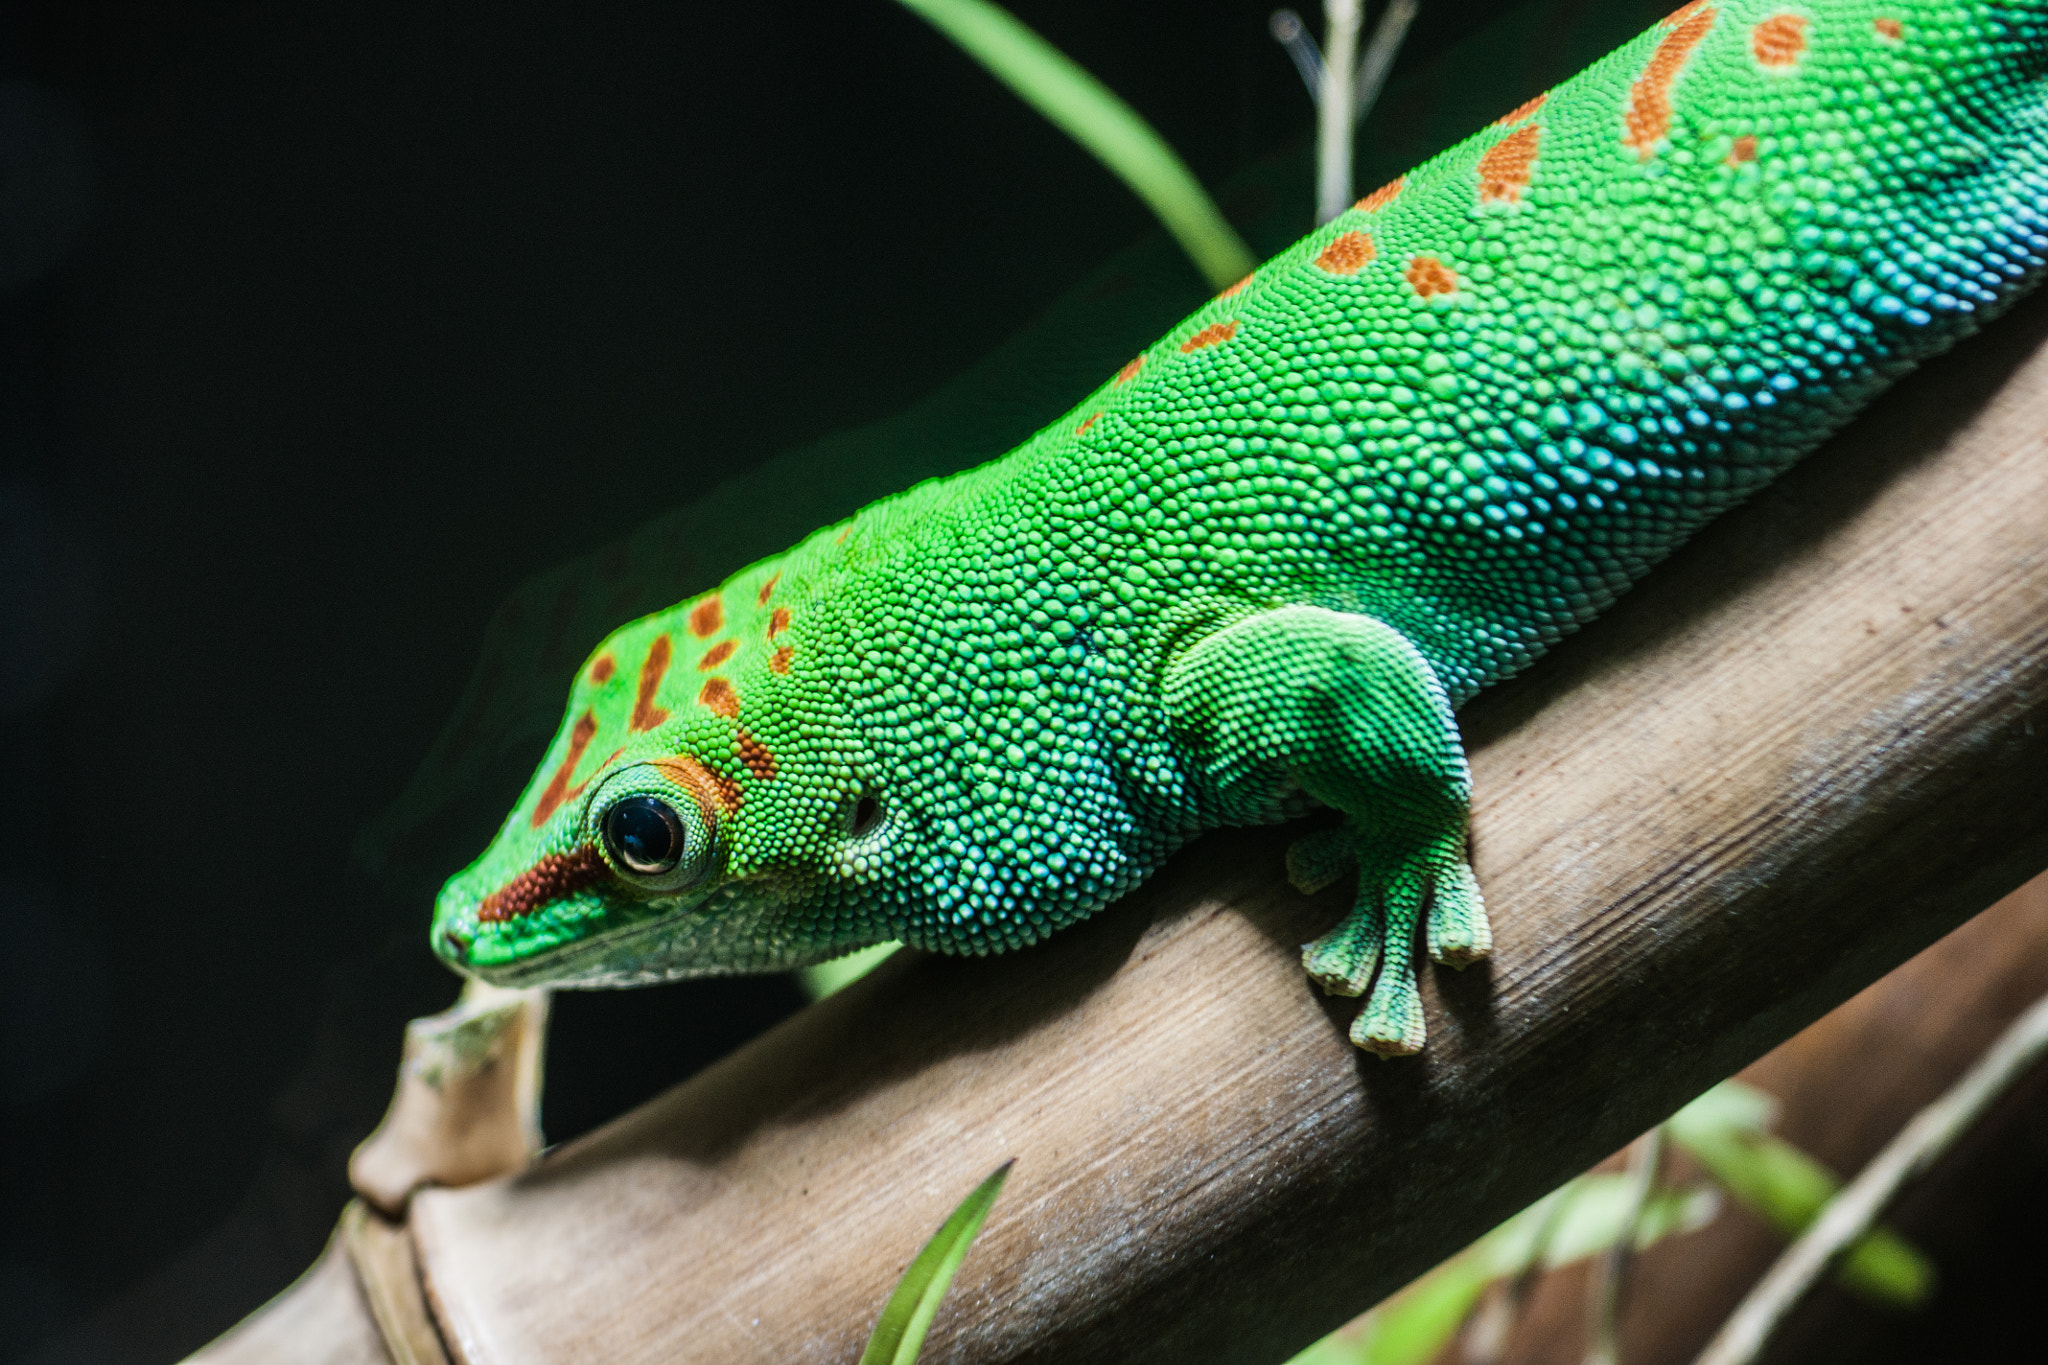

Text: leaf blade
xmin=859 ymin=1159 xmax=1015 ymax=1365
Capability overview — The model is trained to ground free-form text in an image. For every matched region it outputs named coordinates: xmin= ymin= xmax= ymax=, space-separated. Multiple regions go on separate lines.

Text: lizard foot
xmin=1297 ymin=825 xmax=1487 ymax=1057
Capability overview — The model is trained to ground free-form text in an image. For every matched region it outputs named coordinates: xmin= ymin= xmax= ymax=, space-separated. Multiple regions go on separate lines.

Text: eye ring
xmin=603 ymin=796 xmax=686 ymax=875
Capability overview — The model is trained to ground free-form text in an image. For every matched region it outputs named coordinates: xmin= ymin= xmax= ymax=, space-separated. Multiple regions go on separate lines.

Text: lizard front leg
xmin=1163 ymin=604 xmax=1488 ymax=1056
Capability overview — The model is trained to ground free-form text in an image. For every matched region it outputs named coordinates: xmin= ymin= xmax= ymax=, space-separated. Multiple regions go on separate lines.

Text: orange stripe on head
xmin=1727 ymin=134 xmax=1759 ymax=164
xmin=768 ymin=607 xmax=791 ymax=638
xmin=697 ymin=640 xmax=737 ymax=671
xmin=478 ymin=845 xmax=610 ymax=922
xmin=1874 ymin=16 xmax=1902 ymax=39
xmin=588 ymin=653 xmax=616 ymax=684
xmin=531 ymin=711 xmax=599 ymax=828
xmin=769 ymin=646 xmax=794 ymax=674
xmin=699 ymin=677 xmax=739 ymax=718
xmin=1215 ymin=274 xmax=1253 ymax=299
xmin=649 ymin=755 xmax=741 ymax=817
xmin=1624 ymin=5 xmax=1718 ymax=160
xmin=630 ymin=636 xmax=672 ymax=732
xmin=734 ymin=729 xmax=777 ymax=780
xmin=1075 ymin=412 xmax=1100 ymax=435
xmin=687 ymin=597 xmax=723 ymax=638
xmin=1114 ymin=356 xmax=1144 ymax=386
xmin=755 ymin=573 xmax=781 ymax=606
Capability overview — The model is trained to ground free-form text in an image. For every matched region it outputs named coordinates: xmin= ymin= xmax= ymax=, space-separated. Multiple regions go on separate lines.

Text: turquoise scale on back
xmin=432 ymin=0 xmax=2048 ymax=1055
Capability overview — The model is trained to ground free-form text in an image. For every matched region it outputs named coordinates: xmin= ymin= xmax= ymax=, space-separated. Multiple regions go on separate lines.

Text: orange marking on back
xmin=1751 ymin=12 xmax=1807 ymax=67
xmin=1315 ymin=231 xmax=1377 ymax=275
xmin=698 ymin=677 xmax=739 ymax=718
xmin=588 ymin=653 xmax=616 ymax=684
xmin=1727 ymin=133 xmax=1759 ymax=164
xmin=1405 ymin=255 xmax=1458 ymax=298
xmin=698 ymin=640 xmax=737 ymax=671
xmin=768 ymin=606 xmax=791 ymax=638
xmin=1874 ymin=16 xmax=1902 ymax=39
xmin=1624 ymin=5 xmax=1718 ymax=160
xmin=1180 ymin=321 xmax=1238 ymax=353
xmin=1215 ymin=274 xmax=1253 ymax=299
xmin=1494 ymin=92 xmax=1548 ymax=126
xmin=1114 ymin=356 xmax=1144 ymax=386
xmin=1477 ymin=124 xmax=1543 ymax=203
xmin=530 ymin=710 xmax=599 ymax=828
xmin=687 ymin=597 xmax=723 ymax=638
xmin=769 ymin=645 xmax=794 ymax=674
xmin=1076 ymin=413 xmax=1100 ymax=435
xmin=630 ymin=636 xmax=672 ymax=732
xmin=835 ymin=527 xmax=851 ymax=544
xmin=1663 ymin=0 xmax=1710 ymax=26
xmin=734 ymin=729 xmax=778 ymax=781
xmin=1354 ymin=176 xmax=1404 ymax=213
xmin=649 ymin=755 xmax=740 ymax=817
xmin=756 ymin=573 xmax=780 ymax=606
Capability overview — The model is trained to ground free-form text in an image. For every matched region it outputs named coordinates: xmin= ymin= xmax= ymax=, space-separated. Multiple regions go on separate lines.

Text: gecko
xmin=430 ymin=0 xmax=2048 ymax=1056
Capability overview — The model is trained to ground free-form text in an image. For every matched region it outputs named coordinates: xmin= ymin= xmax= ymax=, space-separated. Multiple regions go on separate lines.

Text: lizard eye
xmin=604 ymin=797 xmax=685 ymax=875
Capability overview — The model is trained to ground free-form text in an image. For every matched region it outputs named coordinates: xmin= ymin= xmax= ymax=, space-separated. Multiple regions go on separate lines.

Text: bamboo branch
xmin=393 ymin=293 xmax=2048 ymax=1365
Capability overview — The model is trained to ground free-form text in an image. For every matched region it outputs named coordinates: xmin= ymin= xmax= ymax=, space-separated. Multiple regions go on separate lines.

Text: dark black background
xmin=5 ymin=2 xmax=2043 ymax=1362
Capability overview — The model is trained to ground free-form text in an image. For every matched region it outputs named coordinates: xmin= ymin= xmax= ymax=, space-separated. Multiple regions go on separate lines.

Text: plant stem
xmin=1693 ymin=987 xmax=2048 ymax=1365
xmin=1315 ymin=0 xmax=1364 ymax=222
xmin=1585 ymin=1128 xmax=1664 ymax=1365
xmin=895 ymin=0 xmax=1255 ymax=289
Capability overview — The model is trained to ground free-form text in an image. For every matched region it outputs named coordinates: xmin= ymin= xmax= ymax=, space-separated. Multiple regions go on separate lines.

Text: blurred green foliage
xmin=859 ymin=1160 xmax=1015 ymax=1365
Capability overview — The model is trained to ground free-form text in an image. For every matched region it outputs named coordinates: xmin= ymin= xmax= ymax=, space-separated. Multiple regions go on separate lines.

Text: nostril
xmin=848 ymin=794 xmax=882 ymax=836
xmin=440 ymin=929 xmax=471 ymax=961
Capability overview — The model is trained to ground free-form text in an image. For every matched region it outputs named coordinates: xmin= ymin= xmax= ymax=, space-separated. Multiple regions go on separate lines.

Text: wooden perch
xmin=193 ymin=291 xmax=2048 ymax=1365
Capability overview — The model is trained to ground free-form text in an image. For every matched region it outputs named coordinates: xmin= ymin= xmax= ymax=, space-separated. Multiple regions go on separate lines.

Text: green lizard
xmin=431 ymin=0 xmax=2048 ymax=1056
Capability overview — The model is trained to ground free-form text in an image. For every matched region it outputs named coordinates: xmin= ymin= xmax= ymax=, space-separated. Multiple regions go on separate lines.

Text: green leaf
xmin=798 ymin=942 xmax=901 ymax=1000
xmin=1668 ymin=1081 xmax=1936 ymax=1306
xmin=890 ymin=0 xmax=1256 ymax=290
xmin=859 ymin=1160 xmax=1014 ymax=1365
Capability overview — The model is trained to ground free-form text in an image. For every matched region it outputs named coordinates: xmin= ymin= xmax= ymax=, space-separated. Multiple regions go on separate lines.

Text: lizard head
xmin=430 ymin=558 xmax=887 ymax=986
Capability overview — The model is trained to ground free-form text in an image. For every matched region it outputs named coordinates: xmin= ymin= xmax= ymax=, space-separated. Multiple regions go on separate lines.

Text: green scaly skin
xmin=433 ymin=0 xmax=2048 ymax=1055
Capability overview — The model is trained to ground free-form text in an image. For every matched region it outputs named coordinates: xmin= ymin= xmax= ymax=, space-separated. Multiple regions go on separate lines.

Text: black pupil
xmin=606 ymin=797 xmax=683 ymax=874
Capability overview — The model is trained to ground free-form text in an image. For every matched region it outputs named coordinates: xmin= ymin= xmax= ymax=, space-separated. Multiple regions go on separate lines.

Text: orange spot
xmin=835 ymin=527 xmax=851 ymax=545
xmin=1315 ymin=231 xmax=1377 ymax=275
xmin=1624 ymin=5 xmax=1718 ymax=160
xmin=756 ymin=573 xmax=780 ymax=606
xmin=688 ymin=597 xmax=723 ymax=638
xmin=1216 ymin=274 xmax=1253 ymax=299
xmin=734 ymin=729 xmax=777 ymax=780
xmin=1727 ymin=134 xmax=1759 ymax=164
xmin=630 ymin=636 xmax=672 ymax=732
xmin=1477 ymin=124 xmax=1542 ymax=203
xmin=588 ymin=653 xmax=616 ymax=684
xmin=698 ymin=677 xmax=739 ymax=718
xmin=530 ymin=710 xmax=599 ymax=828
xmin=768 ymin=607 xmax=791 ymax=638
xmin=1405 ymin=255 xmax=1458 ymax=298
xmin=698 ymin=640 xmax=737 ymax=671
xmin=478 ymin=844 xmax=610 ymax=922
xmin=1075 ymin=412 xmax=1100 ymax=435
xmin=1115 ymin=356 xmax=1144 ymax=386
xmin=1874 ymin=16 xmax=1902 ymax=39
xmin=769 ymin=646 xmax=794 ymax=674
xmin=1354 ymin=176 xmax=1404 ymax=213
xmin=1751 ymin=12 xmax=1807 ymax=68
xmin=1180 ymin=321 xmax=1238 ymax=353
xmin=1494 ymin=92 xmax=1547 ymax=126
xmin=649 ymin=755 xmax=741 ymax=817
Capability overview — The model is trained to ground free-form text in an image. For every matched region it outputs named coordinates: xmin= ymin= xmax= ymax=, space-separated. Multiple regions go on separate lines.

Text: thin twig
xmin=1693 ymin=988 xmax=2048 ymax=1365
xmin=1315 ymin=0 xmax=1364 ymax=222
xmin=1352 ymin=0 xmax=1418 ymax=123
xmin=1584 ymin=1128 xmax=1664 ymax=1365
